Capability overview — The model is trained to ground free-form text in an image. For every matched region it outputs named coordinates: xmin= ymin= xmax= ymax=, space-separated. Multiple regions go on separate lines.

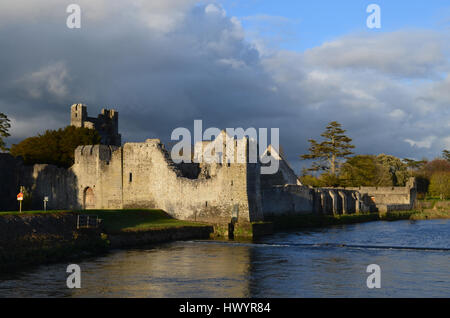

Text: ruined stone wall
xmin=262 ymin=185 xmax=314 ymax=217
xmin=70 ymin=104 xmax=121 ymax=146
xmin=72 ymin=145 xmax=122 ymax=210
xmin=260 ymin=145 xmax=300 ymax=188
xmin=0 ymin=154 xmax=79 ymax=211
xmin=121 ymin=140 xmax=262 ymax=222
xmin=25 ymin=164 xmax=80 ymax=210
xmin=72 ymin=139 xmax=264 ymax=223
xmin=347 ymin=178 xmax=416 ymax=212
xmin=261 ymin=185 xmax=364 ymax=217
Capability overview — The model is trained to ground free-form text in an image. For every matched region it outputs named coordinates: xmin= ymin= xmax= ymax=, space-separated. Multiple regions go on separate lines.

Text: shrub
xmin=428 ymin=172 xmax=450 ymax=200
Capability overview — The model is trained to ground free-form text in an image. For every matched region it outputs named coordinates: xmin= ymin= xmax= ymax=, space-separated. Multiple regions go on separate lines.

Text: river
xmin=0 ymin=219 xmax=449 ymax=297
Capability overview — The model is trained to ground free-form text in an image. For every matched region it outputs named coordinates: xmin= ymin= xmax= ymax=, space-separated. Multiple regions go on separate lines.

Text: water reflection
xmin=71 ymin=243 xmax=252 ymax=298
xmin=0 ymin=220 xmax=449 ymax=297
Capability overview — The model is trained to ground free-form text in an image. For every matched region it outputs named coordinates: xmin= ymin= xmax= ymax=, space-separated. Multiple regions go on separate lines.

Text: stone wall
xmin=261 ymin=179 xmax=416 ymax=218
xmin=71 ymin=139 xmax=264 ymax=223
xmin=262 ymin=185 xmax=314 ymax=217
xmin=0 ymin=154 xmax=79 ymax=211
xmin=262 ymin=185 xmax=365 ymax=217
xmin=347 ymin=178 xmax=417 ymax=212
xmin=72 ymin=145 xmax=123 ymax=210
xmin=70 ymin=104 xmax=121 ymax=146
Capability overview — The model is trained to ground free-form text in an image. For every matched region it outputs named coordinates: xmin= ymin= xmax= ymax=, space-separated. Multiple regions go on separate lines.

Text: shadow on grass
xmin=80 ymin=209 xmax=206 ymax=233
xmin=0 ymin=209 xmax=206 ymax=233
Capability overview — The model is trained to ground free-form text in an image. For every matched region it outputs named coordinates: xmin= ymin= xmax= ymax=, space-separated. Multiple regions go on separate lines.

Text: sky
xmin=0 ymin=0 xmax=449 ymax=173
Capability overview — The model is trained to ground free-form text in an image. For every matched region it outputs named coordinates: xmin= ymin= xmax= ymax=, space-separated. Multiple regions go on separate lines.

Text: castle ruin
xmin=0 ymin=105 xmax=417 ymax=225
xmin=70 ymin=104 xmax=121 ymax=146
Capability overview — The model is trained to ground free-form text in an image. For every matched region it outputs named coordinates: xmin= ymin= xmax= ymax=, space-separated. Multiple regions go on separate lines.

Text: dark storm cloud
xmin=0 ymin=1 xmax=449 ymax=173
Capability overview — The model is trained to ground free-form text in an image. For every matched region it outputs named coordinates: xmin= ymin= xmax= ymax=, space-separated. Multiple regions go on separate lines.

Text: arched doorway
xmin=84 ymin=187 xmax=95 ymax=210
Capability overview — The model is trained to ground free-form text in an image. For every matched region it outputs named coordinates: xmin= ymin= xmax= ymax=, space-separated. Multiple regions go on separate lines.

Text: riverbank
xmin=0 ymin=209 xmax=213 ymax=271
xmin=1 ymin=207 xmax=449 ymax=271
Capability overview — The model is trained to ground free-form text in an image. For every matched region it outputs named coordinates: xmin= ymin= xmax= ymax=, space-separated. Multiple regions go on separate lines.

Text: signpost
xmin=17 ymin=189 xmax=24 ymax=213
xmin=43 ymin=196 xmax=49 ymax=211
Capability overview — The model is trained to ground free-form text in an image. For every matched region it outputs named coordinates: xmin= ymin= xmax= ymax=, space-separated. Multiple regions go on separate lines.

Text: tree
xmin=340 ymin=155 xmax=378 ymax=187
xmin=421 ymin=159 xmax=450 ymax=179
xmin=376 ymin=154 xmax=410 ymax=186
xmin=443 ymin=150 xmax=450 ymax=162
xmin=300 ymin=121 xmax=355 ymax=176
xmin=403 ymin=158 xmax=427 ymax=172
xmin=429 ymin=172 xmax=450 ymax=200
xmin=10 ymin=126 xmax=101 ymax=168
xmin=0 ymin=112 xmax=11 ymax=152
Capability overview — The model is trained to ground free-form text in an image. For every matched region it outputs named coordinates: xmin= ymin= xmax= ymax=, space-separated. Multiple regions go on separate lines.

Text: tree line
xmin=300 ymin=121 xmax=450 ymax=200
xmin=0 ymin=112 xmax=100 ymax=168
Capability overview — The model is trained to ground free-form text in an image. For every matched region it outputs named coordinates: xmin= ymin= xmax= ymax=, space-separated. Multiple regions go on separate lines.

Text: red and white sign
xmin=17 ymin=193 xmax=24 ymax=201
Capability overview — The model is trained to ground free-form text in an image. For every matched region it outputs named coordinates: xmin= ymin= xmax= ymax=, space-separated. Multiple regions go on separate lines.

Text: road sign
xmin=17 ymin=193 xmax=24 ymax=201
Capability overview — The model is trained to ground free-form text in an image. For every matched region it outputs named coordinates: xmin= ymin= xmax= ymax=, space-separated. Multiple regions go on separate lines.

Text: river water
xmin=0 ymin=219 xmax=449 ymax=297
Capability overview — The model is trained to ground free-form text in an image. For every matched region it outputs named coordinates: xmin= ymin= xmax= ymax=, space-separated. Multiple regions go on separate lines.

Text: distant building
xmin=70 ymin=104 xmax=121 ymax=146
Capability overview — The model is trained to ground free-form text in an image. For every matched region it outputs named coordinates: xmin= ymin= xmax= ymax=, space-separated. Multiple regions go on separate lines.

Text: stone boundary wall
xmin=261 ymin=185 xmax=367 ymax=217
xmin=261 ymin=179 xmax=416 ymax=218
xmin=347 ymin=178 xmax=416 ymax=211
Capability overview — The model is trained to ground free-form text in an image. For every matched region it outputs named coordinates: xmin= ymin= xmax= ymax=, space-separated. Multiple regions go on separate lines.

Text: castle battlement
xmin=70 ymin=104 xmax=121 ymax=146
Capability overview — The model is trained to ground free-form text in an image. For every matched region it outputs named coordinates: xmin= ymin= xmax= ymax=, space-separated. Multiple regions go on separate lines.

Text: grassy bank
xmin=0 ymin=209 xmax=207 ymax=233
xmin=81 ymin=209 xmax=207 ymax=234
xmin=409 ymin=210 xmax=450 ymax=220
xmin=0 ymin=209 xmax=212 ymax=271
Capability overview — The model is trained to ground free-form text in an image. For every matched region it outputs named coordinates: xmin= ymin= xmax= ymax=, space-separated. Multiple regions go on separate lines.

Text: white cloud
xmin=404 ymin=136 xmax=437 ymax=149
xmin=304 ymin=31 xmax=449 ymax=79
xmin=15 ymin=62 xmax=69 ymax=99
xmin=205 ymin=3 xmax=226 ymax=17
xmin=389 ymin=109 xmax=407 ymax=120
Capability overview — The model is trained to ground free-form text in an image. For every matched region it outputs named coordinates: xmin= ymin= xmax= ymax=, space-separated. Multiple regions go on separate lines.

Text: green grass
xmin=82 ymin=209 xmax=207 ymax=233
xmin=0 ymin=210 xmax=70 ymax=216
xmin=409 ymin=210 xmax=450 ymax=220
xmin=0 ymin=209 xmax=207 ymax=234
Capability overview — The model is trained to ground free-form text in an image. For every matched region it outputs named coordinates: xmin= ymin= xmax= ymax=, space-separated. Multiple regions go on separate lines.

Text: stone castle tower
xmin=70 ymin=104 xmax=121 ymax=146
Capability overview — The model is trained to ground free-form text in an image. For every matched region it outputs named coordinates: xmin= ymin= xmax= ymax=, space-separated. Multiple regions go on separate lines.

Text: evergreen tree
xmin=300 ymin=121 xmax=355 ymax=176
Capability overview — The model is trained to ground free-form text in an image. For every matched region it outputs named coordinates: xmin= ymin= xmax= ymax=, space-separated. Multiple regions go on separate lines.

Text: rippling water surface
xmin=1 ymin=219 xmax=449 ymax=297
